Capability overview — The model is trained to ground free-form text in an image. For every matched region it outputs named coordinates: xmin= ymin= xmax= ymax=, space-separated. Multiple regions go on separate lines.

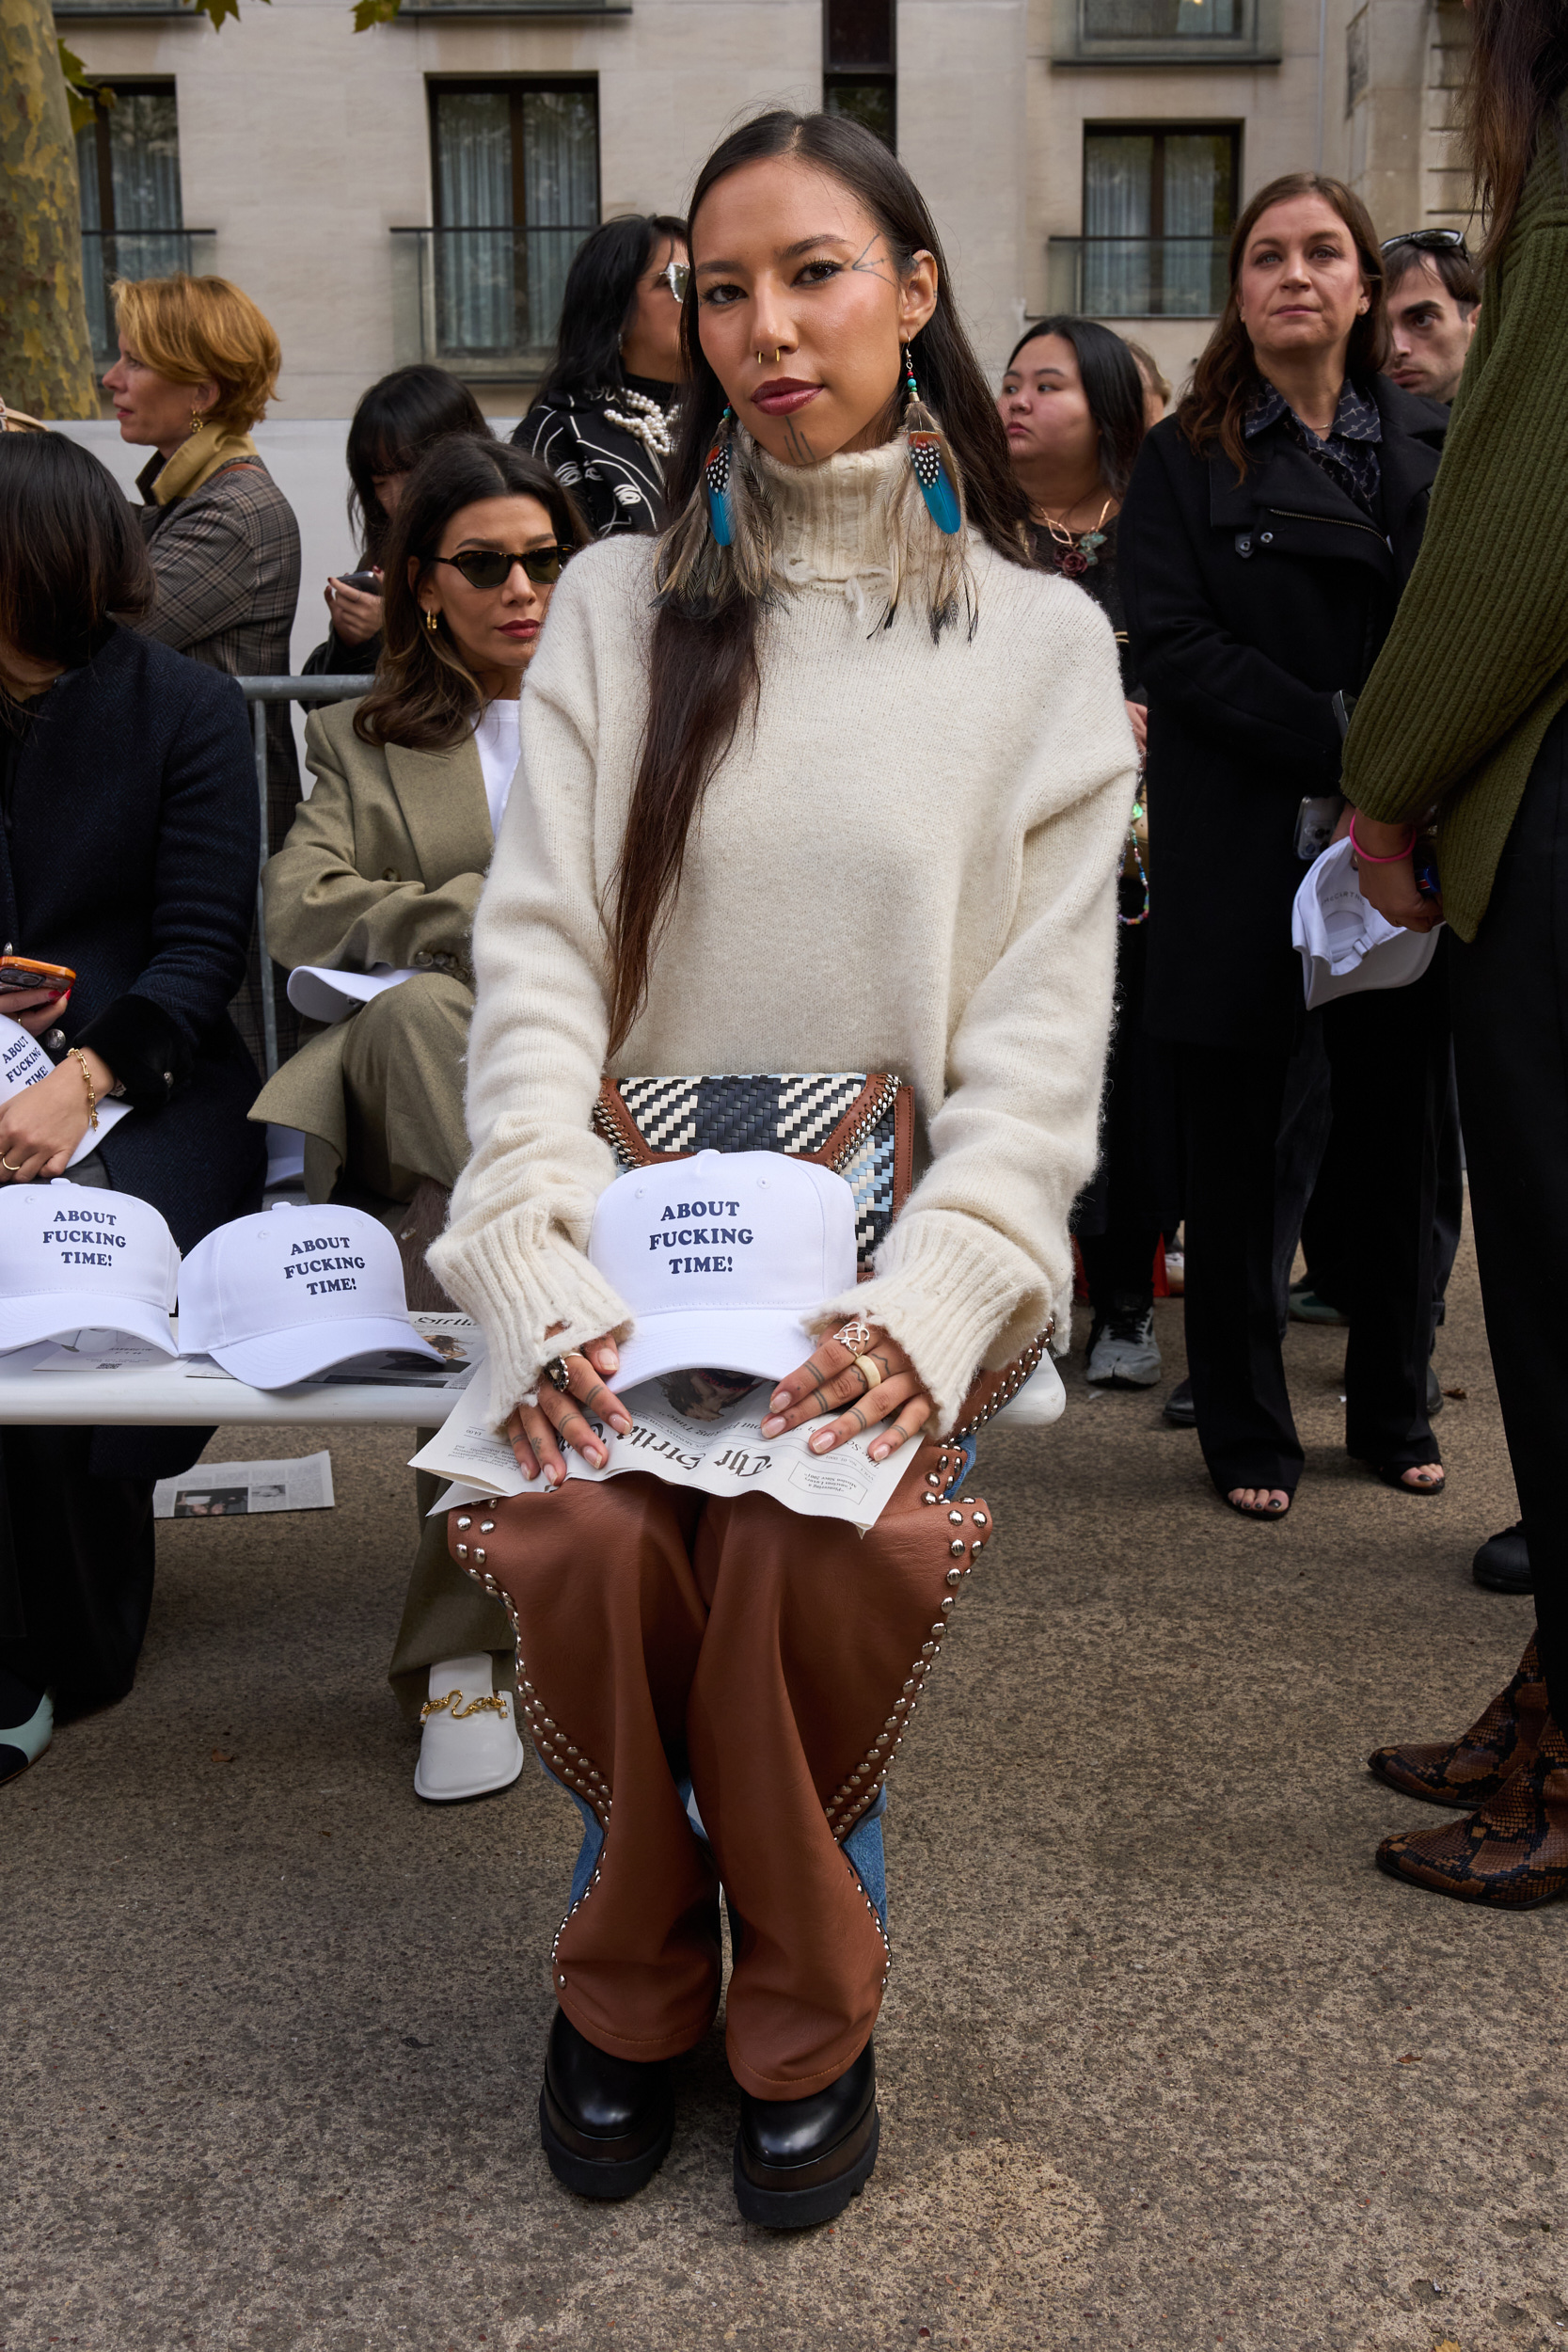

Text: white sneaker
xmin=1 ymin=1686 xmax=53 ymax=1786
xmin=1085 ymin=1302 xmax=1163 ymax=1390
xmin=414 ymin=1654 xmax=525 ymax=1803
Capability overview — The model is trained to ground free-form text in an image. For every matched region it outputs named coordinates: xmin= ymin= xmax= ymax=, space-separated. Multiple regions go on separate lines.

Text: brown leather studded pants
xmin=448 ymin=1435 xmax=992 ymax=2098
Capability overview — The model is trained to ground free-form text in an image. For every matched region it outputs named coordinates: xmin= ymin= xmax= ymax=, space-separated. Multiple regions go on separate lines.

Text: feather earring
xmin=705 ymin=406 xmax=736 ymax=546
xmin=901 ymin=346 xmax=963 ymax=536
xmin=657 ymin=409 xmax=773 ymax=614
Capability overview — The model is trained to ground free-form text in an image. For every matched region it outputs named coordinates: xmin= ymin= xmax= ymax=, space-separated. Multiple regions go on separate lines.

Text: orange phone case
xmin=0 ymin=955 xmax=75 ymax=993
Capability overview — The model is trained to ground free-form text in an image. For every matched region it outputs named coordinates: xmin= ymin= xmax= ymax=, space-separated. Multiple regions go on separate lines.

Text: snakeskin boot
xmin=1367 ymin=1634 xmax=1547 ymax=1807
xmin=1375 ymin=1708 xmax=1568 ymax=1908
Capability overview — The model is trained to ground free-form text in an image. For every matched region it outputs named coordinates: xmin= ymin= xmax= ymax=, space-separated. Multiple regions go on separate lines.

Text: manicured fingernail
xmin=869 ymin=1441 xmax=888 ymax=1460
xmin=598 ymin=1344 xmax=619 ymax=1371
xmin=610 ymin=1412 xmax=632 ymax=1435
xmin=545 ymin=1463 xmax=562 ymax=1486
xmin=761 ymin=1415 xmax=785 ymax=1437
xmin=809 ymin=1430 xmax=835 ymax=1454
xmin=768 ymin=1388 xmax=789 ymax=1412
xmin=586 ymin=1445 xmax=606 ymax=1468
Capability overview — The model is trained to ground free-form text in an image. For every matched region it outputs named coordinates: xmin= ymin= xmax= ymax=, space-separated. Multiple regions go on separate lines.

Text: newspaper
xmin=152 ymin=1450 xmax=336 ymax=1518
xmin=409 ymin=1359 xmax=911 ymax=1528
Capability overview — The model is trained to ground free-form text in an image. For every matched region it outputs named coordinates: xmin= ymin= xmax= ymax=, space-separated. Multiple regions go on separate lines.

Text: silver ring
xmin=543 ymin=1356 xmax=572 ymax=1393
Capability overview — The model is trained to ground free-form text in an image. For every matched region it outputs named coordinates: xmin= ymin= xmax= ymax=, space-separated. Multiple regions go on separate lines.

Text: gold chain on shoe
xmin=420 ymin=1689 xmax=511 ymax=1724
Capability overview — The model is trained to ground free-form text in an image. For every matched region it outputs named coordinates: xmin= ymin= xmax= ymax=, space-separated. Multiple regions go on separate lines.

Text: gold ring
xmin=757 ymin=347 xmax=782 ymax=365
xmin=853 ymin=1354 xmax=883 ymax=1391
xmin=0 ymin=1154 xmax=20 ymax=1173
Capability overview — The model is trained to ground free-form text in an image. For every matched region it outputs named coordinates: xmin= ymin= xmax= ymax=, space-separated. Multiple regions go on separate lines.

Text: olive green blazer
xmin=249 ymin=697 xmax=495 ymax=1157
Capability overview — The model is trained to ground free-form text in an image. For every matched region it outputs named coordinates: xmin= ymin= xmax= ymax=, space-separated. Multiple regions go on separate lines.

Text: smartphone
xmin=336 ymin=568 xmax=382 ymax=596
xmin=1294 ymin=793 xmax=1344 ymax=862
xmin=0 ymin=954 xmax=74 ymax=996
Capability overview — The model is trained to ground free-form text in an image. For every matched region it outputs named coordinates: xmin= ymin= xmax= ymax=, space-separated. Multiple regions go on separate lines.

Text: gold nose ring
xmin=757 ymin=348 xmax=782 ymax=365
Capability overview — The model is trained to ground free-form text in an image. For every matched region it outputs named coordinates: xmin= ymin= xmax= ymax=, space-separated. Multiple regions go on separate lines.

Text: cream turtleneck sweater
xmin=430 ymin=437 xmax=1138 ymax=1434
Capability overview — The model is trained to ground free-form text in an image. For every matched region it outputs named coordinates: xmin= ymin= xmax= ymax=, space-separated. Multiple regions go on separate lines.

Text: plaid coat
xmin=135 ymin=453 xmax=303 ymax=1066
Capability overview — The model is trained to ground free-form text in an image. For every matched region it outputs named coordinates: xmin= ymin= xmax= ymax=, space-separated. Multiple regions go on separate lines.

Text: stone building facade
xmin=58 ymin=0 xmax=1474 ymax=416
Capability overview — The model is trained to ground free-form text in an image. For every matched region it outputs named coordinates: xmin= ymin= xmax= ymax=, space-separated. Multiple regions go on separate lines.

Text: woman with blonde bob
xmin=104 ymin=274 xmax=301 ymax=1060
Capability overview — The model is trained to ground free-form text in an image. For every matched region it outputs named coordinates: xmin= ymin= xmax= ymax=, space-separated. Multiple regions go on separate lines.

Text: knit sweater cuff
xmin=427 ymin=1214 xmax=633 ymax=1426
xmin=808 ymin=1211 xmax=1055 ymax=1438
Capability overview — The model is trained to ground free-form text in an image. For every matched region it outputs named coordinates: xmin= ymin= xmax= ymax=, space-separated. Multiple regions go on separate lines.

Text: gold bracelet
xmin=66 ymin=1046 xmax=99 ymax=1132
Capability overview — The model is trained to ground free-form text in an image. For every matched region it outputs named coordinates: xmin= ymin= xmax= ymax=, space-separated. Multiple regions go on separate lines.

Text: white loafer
xmin=1 ymin=1686 xmax=54 ymax=1786
xmin=414 ymin=1653 xmax=525 ymax=1804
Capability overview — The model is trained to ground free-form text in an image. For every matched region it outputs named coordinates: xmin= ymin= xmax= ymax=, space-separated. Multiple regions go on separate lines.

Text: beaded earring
xmin=188 ymin=407 xmax=205 ymax=438
xmin=900 ymin=346 xmax=962 ymax=537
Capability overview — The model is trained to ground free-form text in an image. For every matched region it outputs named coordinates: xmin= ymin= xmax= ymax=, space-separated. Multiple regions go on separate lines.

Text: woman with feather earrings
xmin=428 ymin=110 xmax=1137 ymax=2224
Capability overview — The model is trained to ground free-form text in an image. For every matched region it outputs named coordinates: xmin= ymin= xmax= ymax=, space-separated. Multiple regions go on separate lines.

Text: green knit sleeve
xmin=1344 ymin=222 xmax=1568 ymax=826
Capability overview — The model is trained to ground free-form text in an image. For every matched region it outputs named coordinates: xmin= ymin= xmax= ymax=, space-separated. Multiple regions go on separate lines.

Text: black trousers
xmin=1449 ymin=705 xmax=1568 ymax=1725
xmin=0 ymin=1427 xmax=156 ymax=1712
xmin=1172 ymin=953 xmax=1449 ymax=1496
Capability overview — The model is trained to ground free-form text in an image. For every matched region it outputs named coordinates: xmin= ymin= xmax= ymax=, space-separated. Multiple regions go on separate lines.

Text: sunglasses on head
xmin=427 ymin=544 xmax=571 ymax=590
xmin=658 ymin=258 xmax=691 ymax=302
xmin=1380 ymin=228 xmax=1470 ymax=258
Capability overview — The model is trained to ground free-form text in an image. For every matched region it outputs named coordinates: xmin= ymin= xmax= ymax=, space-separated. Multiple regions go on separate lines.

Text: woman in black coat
xmin=0 ymin=432 xmax=264 ymax=1778
xmin=512 ymin=212 xmax=689 ymax=538
xmin=1119 ymin=171 xmax=1449 ymax=1520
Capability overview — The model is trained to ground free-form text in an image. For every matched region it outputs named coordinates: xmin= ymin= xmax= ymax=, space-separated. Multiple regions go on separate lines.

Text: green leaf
xmin=56 ymin=37 xmax=111 ymax=134
xmin=186 ymin=0 xmax=256 ymax=29
xmin=352 ymin=0 xmax=403 ymax=31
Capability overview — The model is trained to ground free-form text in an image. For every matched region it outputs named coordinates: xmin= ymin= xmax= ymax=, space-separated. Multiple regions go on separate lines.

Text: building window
xmin=1083 ymin=0 xmax=1243 ymax=36
xmin=429 ymin=80 xmax=598 ymax=363
xmin=823 ymin=0 xmax=895 ymax=151
xmin=1081 ymin=124 xmax=1237 ymax=315
xmin=75 ymin=84 xmax=185 ymax=367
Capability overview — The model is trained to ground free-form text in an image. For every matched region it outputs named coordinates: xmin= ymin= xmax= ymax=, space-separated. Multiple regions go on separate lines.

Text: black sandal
xmin=1372 ymin=1461 xmax=1446 ymax=1498
xmin=1222 ymin=1487 xmax=1292 ymax=1522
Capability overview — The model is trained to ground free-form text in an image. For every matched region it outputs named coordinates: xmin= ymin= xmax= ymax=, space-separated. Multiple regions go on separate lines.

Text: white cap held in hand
xmin=590 ymin=1148 xmax=858 ymax=1390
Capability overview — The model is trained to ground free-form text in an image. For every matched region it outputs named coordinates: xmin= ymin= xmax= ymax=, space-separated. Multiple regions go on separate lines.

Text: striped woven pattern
xmin=610 ymin=1074 xmax=896 ymax=1270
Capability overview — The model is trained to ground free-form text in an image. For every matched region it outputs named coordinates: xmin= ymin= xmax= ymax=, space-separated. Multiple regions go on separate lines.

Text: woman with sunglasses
xmin=251 ymin=437 xmax=583 ymax=1799
xmin=512 ymin=213 xmax=690 ymax=539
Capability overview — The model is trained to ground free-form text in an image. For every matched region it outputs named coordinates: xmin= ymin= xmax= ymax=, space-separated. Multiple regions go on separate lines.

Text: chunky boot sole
xmin=733 ymin=2107 xmax=879 ymax=2230
xmin=538 ymin=2085 xmax=673 ymax=2201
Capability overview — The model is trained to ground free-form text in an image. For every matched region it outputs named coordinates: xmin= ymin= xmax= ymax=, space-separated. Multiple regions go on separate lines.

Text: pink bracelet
xmin=1348 ymin=814 xmax=1417 ymax=865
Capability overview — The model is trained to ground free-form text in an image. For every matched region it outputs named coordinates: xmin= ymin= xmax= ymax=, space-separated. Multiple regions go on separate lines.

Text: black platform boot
xmin=733 ymin=2040 xmax=879 ymax=2229
xmin=539 ymin=2010 xmax=673 ymax=2200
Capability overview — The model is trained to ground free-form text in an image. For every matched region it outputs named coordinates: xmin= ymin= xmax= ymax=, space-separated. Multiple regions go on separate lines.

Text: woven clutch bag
xmin=594 ymin=1072 xmax=914 ymax=1277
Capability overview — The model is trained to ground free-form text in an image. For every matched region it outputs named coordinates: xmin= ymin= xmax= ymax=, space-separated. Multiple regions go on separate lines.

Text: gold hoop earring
xmin=424 ymin=609 xmax=439 ymax=635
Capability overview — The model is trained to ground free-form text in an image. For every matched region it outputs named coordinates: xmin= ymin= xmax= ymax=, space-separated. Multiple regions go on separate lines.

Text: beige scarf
xmin=150 ymin=418 xmax=261 ymax=507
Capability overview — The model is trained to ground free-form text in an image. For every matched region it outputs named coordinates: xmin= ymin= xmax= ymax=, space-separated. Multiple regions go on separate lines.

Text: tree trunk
xmin=0 ymin=0 xmax=98 ymax=418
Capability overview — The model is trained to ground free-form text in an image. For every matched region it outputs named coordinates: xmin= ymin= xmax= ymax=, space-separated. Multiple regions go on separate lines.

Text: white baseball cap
xmin=178 ymin=1202 xmax=443 ymax=1387
xmin=590 ymin=1148 xmax=858 ymax=1391
xmin=0 ymin=1179 xmax=180 ymax=1355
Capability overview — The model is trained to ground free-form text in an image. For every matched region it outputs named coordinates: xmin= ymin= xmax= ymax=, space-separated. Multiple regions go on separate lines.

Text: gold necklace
xmin=1035 ymin=494 xmax=1115 ymax=548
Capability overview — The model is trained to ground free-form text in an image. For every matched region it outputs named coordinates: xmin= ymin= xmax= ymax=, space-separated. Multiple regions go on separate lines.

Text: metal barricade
xmin=234 ymin=676 xmax=368 ymax=1080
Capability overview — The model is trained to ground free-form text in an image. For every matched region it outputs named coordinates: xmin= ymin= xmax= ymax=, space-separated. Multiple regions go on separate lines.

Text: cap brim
xmin=205 ymin=1316 xmax=444 ymax=1391
xmin=0 ymin=1295 xmax=178 ymax=1356
xmin=613 ymin=1308 xmax=817 ymax=1395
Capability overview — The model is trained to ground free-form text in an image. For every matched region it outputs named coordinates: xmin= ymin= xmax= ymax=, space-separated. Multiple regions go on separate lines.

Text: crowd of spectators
xmin=0 ymin=59 xmax=1561 ymax=1957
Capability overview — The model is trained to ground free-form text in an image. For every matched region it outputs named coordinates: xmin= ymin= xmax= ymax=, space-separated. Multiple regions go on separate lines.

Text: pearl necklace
xmin=601 ymin=387 xmax=679 ymax=460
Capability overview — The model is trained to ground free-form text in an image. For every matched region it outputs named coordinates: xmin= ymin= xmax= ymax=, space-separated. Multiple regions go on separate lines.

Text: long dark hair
xmin=1005 ymin=317 xmax=1148 ymax=499
xmin=1179 ymin=172 xmax=1388 ymax=480
xmin=0 ymin=431 xmax=152 ymax=675
xmin=355 ymin=437 xmax=584 ymax=752
xmin=346 ymin=365 xmax=491 ymax=565
xmin=606 ymin=109 xmax=1028 ymax=1054
xmin=532 ymin=213 xmax=689 ymax=406
xmin=1458 ymin=0 xmax=1568 ymax=265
